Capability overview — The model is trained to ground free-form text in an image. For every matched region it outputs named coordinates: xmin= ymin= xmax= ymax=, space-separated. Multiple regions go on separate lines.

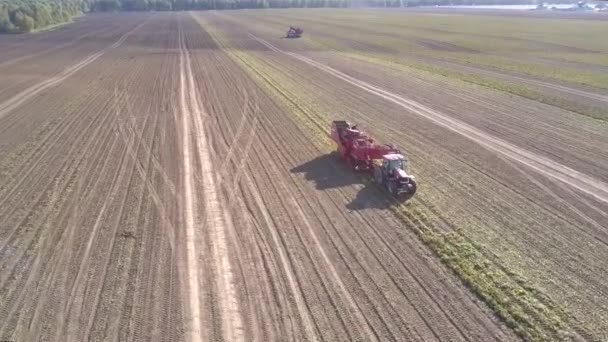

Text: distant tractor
xmin=286 ymin=26 xmax=303 ymax=38
xmin=330 ymin=120 xmax=417 ymax=201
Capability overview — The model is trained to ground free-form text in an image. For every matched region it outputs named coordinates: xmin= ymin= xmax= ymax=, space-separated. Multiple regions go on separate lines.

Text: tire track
xmin=205 ymin=13 xmax=606 ymax=339
xmin=199 ymin=16 xmax=522 ymax=340
xmin=180 ymin=18 xmax=245 ymax=341
xmin=0 ymin=13 xmax=184 ymax=342
xmin=0 ymin=24 xmax=120 ymax=69
xmin=0 ymin=15 xmax=152 ymax=120
xmin=62 ymin=129 xmax=132 ymax=340
xmin=177 ymin=19 xmax=205 ymax=342
xmin=180 ymin=27 xmax=288 ymax=339
xmin=245 ymin=113 xmax=382 ymax=341
xmin=236 ymin=11 xmax=608 ymax=104
xmin=0 ymin=95 xmax=120 ymax=337
xmin=30 ymin=115 xmax=121 ymax=340
xmin=201 ymin=18 xmax=460 ymax=339
xmin=445 ymin=61 xmax=608 ymax=103
xmin=0 ymin=90 xmax=122 ymax=339
xmin=0 ymin=74 xmax=124 ymax=266
xmin=0 ymin=86 xmax=121 ymax=279
xmin=116 ymin=86 xmax=178 ymax=198
xmin=254 ymin=109 xmax=466 ymax=341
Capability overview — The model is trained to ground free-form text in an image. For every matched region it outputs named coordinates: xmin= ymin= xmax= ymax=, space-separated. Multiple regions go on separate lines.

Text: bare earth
xmin=0 ymin=10 xmax=607 ymax=342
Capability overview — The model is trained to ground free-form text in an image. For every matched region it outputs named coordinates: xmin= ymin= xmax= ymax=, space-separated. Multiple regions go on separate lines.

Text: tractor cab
xmin=382 ymin=154 xmax=407 ymax=173
xmin=286 ymin=27 xmax=303 ymax=38
xmin=374 ymin=153 xmax=416 ymax=200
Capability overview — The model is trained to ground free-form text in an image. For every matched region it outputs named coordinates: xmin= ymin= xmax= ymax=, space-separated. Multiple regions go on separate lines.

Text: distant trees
xmin=93 ymin=0 xmax=120 ymax=11
xmin=0 ymin=0 xmax=556 ymax=34
xmin=90 ymin=0 xmax=348 ymax=11
xmin=0 ymin=0 xmax=347 ymax=30
xmin=0 ymin=6 xmax=16 ymax=32
xmin=0 ymin=0 xmax=90 ymax=33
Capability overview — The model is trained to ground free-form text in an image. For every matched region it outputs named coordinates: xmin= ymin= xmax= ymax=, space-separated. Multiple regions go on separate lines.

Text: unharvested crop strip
xmin=344 ymin=53 xmax=608 ymax=122
xmin=234 ymin=11 xmax=608 ymax=121
xmin=247 ymin=11 xmax=608 ymax=92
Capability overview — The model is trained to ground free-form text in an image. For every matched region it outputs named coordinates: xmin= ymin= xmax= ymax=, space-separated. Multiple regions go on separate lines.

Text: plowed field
xmin=1 ymin=10 xmax=607 ymax=342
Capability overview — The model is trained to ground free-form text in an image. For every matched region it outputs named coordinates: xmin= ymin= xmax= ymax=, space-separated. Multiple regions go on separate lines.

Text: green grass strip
xmin=308 ymin=36 xmax=608 ymax=123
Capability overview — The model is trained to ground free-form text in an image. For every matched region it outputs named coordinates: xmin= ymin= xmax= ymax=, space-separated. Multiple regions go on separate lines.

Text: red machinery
xmin=286 ymin=27 xmax=303 ymax=38
xmin=330 ymin=120 xmax=417 ymax=200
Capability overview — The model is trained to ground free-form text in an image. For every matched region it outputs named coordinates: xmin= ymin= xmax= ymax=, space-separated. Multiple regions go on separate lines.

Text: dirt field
xmin=0 ymin=9 xmax=607 ymax=342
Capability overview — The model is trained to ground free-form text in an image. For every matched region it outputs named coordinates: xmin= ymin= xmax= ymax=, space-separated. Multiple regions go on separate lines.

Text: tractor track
xmin=203 ymin=11 xmax=608 ymax=339
xmin=2 ymin=10 xmax=606 ymax=342
xmin=236 ymin=35 xmax=608 ymax=305
xmin=246 ymin=84 xmax=494 ymax=341
xmin=0 ymin=13 xmax=183 ymax=342
xmin=0 ymin=23 xmax=121 ymax=69
xmin=251 ymin=34 xmax=608 ymax=205
xmin=231 ymin=11 xmax=608 ymax=105
xmin=0 ymin=15 xmax=152 ymax=121
xmin=185 ymin=13 xmax=515 ymax=341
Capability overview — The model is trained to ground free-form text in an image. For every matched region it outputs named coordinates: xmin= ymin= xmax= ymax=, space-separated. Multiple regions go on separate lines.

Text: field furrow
xmin=1 ymin=8 xmax=606 ymax=342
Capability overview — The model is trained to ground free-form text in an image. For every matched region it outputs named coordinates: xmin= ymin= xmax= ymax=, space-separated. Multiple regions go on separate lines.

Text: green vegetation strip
xmin=354 ymin=53 xmax=608 ymax=122
xmin=306 ymin=32 xmax=608 ymax=122
xmin=257 ymin=10 xmax=608 ymax=89
xmin=393 ymin=213 xmax=580 ymax=341
xmin=197 ymin=14 xmax=588 ymax=341
xmin=220 ymin=11 xmax=608 ymax=122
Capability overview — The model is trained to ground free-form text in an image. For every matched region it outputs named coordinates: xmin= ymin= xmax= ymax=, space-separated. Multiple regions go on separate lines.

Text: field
xmin=0 ymin=9 xmax=607 ymax=342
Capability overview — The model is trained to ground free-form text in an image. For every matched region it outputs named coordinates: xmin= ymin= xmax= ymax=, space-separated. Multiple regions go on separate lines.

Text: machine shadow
xmin=290 ymin=152 xmax=392 ymax=211
xmin=290 ymin=152 xmax=357 ymax=190
xmin=345 ymin=183 xmax=392 ymax=211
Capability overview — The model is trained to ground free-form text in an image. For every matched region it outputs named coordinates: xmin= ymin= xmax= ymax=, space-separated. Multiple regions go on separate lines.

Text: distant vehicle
xmin=286 ymin=27 xmax=303 ymax=38
xmin=330 ymin=121 xmax=417 ymax=201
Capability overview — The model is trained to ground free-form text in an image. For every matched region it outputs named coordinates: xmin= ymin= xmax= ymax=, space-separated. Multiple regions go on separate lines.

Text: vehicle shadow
xmin=290 ymin=152 xmax=393 ymax=211
xmin=290 ymin=152 xmax=357 ymax=190
xmin=345 ymin=182 xmax=392 ymax=211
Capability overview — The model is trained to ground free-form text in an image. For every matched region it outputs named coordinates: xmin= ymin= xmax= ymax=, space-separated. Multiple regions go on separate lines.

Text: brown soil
xmin=206 ymin=10 xmax=608 ymax=340
xmin=2 ymin=10 xmax=606 ymax=342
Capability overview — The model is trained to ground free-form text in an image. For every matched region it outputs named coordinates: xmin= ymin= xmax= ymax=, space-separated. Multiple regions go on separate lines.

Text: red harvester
xmin=330 ymin=120 xmax=417 ymax=201
xmin=286 ymin=26 xmax=303 ymax=38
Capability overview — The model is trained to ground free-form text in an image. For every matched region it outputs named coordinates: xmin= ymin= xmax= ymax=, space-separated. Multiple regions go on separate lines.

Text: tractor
xmin=330 ymin=120 xmax=417 ymax=201
xmin=286 ymin=27 xmax=303 ymax=38
xmin=372 ymin=153 xmax=417 ymax=200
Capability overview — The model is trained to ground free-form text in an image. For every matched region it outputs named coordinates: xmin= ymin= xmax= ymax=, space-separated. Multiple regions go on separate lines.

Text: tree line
xmin=92 ymin=0 xmax=350 ymax=12
xmin=0 ymin=0 xmax=351 ymax=32
xmin=0 ymin=0 xmax=89 ymax=33
xmin=92 ymin=0 xmax=553 ymax=11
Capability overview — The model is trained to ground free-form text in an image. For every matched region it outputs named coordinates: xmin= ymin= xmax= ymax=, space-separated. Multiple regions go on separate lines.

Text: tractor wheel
xmin=387 ymin=181 xmax=397 ymax=196
xmin=349 ymin=156 xmax=358 ymax=171
xmin=398 ymin=179 xmax=417 ymax=202
xmin=407 ymin=179 xmax=418 ymax=195
xmin=373 ymin=167 xmax=383 ymax=184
